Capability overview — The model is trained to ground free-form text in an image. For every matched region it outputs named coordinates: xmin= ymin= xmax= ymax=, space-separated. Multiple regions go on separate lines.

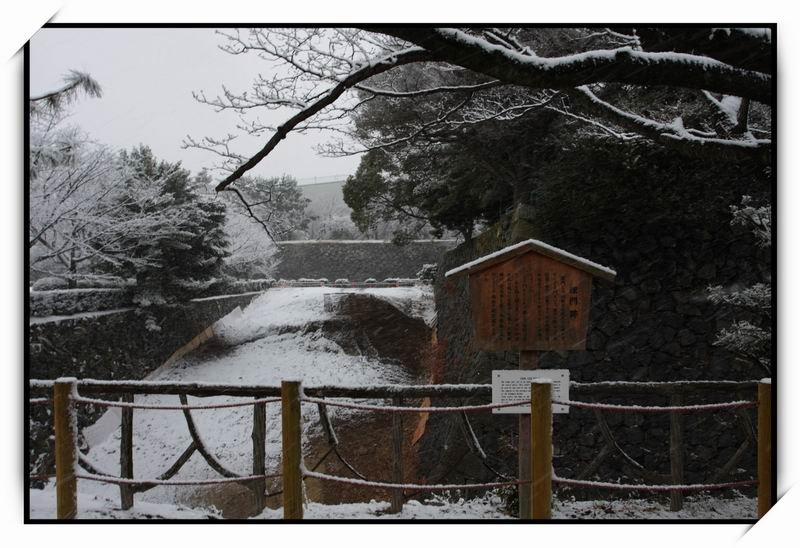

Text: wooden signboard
xmin=446 ymin=239 xmax=615 ymax=520
xmin=446 ymin=239 xmax=616 ymax=352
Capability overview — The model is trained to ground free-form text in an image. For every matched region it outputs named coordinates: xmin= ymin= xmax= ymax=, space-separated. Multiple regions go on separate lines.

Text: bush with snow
xmin=32 ymin=277 xmax=69 ymax=291
xmin=417 ymin=263 xmax=438 ymax=281
xmin=709 ymin=196 xmax=772 ymax=375
xmin=30 ymin=288 xmax=132 ymax=317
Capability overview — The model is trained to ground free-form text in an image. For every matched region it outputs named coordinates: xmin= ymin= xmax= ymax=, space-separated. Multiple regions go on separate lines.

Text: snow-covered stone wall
xmin=273 ymin=240 xmax=457 ymax=281
xmin=29 ymin=293 xmax=261 ymax=381
xmin=28 ymin=291 xmax=264 ymax=475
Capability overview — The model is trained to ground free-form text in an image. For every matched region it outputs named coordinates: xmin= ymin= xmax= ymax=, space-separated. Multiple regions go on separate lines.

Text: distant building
xmin=297 ymin=177 xmax=351 ymax=221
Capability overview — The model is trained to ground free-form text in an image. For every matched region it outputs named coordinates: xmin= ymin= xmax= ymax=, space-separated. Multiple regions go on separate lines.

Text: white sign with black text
xmin=491 ymin=369 xmax=570 ymax=414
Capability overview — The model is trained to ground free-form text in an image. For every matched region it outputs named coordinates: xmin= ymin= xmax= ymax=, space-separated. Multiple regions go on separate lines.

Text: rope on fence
xmin=75 ymin=472 xmax=282 ymax=487
xmin=300 ymin=396 xmax=531 ymax=413
xmin=551 ymin=399 xmax=757 ymax=413
xmin=302 ymin=468 xmax=529 ymax=492
xmin=552 ymin=476 xmax=758 ymax=492
xmin=28 ymin=398 xmax=52 ymax=406
xmin=73 ymin=395 xmax=282 ymax=410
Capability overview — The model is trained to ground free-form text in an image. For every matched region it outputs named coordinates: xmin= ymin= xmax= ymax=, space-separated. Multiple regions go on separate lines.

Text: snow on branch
xmin=356 ymin=79 xmax=501 ymax=98
xmin=568 ymin=86 xmax=771 ymax=163
xmin=364 ymin=27 xmax=772 ymax=104
xmin=29 ymin=71 xmax=103 ymax=116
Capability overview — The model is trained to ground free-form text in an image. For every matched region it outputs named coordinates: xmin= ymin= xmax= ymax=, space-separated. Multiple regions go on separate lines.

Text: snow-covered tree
xmin=105 ymin=146 xmax=230 ymax=302
xmin=29 ymin=75 xmax=189 ymax=287
xmin=708 ymin=196 xmax=772 ymax=375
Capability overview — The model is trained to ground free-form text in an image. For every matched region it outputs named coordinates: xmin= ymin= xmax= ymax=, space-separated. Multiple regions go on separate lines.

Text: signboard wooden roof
xmin=445 ymin=239 xmax=617 ymax=282
xmin=446 ymin=239 xmax=617 ymax=352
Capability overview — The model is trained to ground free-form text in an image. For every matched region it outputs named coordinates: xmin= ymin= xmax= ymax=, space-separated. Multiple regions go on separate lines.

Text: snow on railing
xmin=75 ymin=472 xmax=282 ymax=487
xmin=72 ymin=395 xmax=282 ymax=411
xmin=552 ymin=477 xmax=758 ymax=492
xmin=550 ymin=399 xmax=757 ymax=413
xmin=302 ymin=468 xmax=529 ymax=492
xmin=300 ymin=395 xmax=531 ymax=413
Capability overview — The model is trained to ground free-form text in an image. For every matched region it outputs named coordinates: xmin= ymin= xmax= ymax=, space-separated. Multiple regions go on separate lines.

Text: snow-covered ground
xmin=29 ymin=487 xmax=756 ymax=520
xmin=35 ymin=286 xmax=433 ymax=517
xmin=214 ymin=285 xmax=435 ymax=346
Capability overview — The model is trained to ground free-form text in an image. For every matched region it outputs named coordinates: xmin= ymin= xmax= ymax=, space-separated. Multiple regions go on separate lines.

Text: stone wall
xmin=29 ymin=293 xmax=261 ymax=381
xmin=420 ymin=143 xmax=770 ymax=498
xmin=28 ymin=292 xmax=262 ymax=476
xmin=273 ymin=240 xmax=457 ymax=281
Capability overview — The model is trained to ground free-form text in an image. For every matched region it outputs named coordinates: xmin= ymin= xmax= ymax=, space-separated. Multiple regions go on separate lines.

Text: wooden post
xmin=120 ymin=393 xmax=134 ymax=510
xmin=389 ymin=396 xmax=404 ymax=514
xmin=757 ymin=379 xmax=772 ymax=518
xmin=54 ymin=378 xmax=78 ymax=520
xmin=252 ymin=399 xmax=267 ymax=512
xmin=669 ymin=393 xmax=685 ymax=512
xmin=530 ymin=380 xmax=552 ymax=520
xmin=282 ymin=381 xmax=303 ymax=520
xmin=518 ymin=350 xmax=538 ymax=519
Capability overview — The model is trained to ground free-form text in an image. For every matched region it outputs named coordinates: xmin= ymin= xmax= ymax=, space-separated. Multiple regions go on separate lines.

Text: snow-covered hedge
xmin=417 ymin=263 xmax=438 ymax=281
xmin=225 ymin=279 xmax=273 ymax=293
xmin=298 ymin=278 xmax=329 ymax=284
xmin=273 ymin=278 xmax=419 ymax=287
xmin=31 ymin=277 xmax=70 ymax=291
xmin=30 ymin=279 xmax=273 ymax=317
xmin=30 ymin=288 xmax=133 ymax=317
xmin=189 ymin=278 xmax=274 ymax=298
xmin=31 ymin=276 xmax=131 ymax=291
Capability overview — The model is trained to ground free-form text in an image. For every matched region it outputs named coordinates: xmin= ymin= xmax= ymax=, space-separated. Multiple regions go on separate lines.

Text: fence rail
xmin=28 ymin=378 xmax=760 ymax=398
xmin=28 ymin=377 xmax=770 ymax=520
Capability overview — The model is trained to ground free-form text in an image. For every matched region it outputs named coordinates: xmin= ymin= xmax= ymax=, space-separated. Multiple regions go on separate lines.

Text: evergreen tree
xmin=106 ymin=146 xmax=229 ymax=302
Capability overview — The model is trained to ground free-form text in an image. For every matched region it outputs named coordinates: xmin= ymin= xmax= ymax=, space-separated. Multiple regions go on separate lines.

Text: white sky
xmin=29 ymin=27 xmax=362 ymax=183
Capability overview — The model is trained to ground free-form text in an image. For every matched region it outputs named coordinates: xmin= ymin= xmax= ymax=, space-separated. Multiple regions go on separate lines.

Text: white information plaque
xmin=491 ymin=369 xmax=570 ymax=414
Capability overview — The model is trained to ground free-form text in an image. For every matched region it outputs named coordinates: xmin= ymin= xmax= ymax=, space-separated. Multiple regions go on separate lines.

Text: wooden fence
xmin=28 ymin=378 xmax=772 ymax=520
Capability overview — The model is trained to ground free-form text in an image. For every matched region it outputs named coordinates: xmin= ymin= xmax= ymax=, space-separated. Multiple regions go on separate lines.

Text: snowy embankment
xmin=31 ymin=286 xmax=433 ymax=518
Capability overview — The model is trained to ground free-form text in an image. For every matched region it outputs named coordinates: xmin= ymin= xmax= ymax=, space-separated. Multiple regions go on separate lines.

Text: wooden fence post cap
xmin=55 ymin=377 xmax=78 ymax=383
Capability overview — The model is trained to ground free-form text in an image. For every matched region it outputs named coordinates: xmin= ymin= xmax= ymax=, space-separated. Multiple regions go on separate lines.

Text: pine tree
xmin=106 ymin=146 xmax=229 ymax=302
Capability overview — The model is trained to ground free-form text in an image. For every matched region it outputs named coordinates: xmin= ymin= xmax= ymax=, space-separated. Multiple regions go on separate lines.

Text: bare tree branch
xmin=214 ymin=47 xmax=438 ymax=192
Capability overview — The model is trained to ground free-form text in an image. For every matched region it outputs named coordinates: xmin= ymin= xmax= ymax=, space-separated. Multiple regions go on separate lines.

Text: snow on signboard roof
xmin=444 ymin=239 xmax=617 ymax=282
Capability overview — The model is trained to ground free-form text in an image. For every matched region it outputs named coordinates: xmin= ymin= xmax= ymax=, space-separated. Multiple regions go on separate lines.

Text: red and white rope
xmin=72 ymin=395 xmax=282 ymax=410
xmin=552 ymin=476 xmax=758 ymax=492
xmin=301 ymin=396 xmax=530 ymax=413
xmin=552 ymin=399 xmax=757 ymax=413
xmin=75 ymin=472 xmax=281 ymax=486
xmin=302 ymin=468 xmax=529 ymax=491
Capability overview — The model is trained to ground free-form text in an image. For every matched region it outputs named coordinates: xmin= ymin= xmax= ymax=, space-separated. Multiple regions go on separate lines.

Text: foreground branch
xmin=214 ymin=47 xmax=437 ymax=191
xmin=363 ymin=27 xmax=772 ymax=104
